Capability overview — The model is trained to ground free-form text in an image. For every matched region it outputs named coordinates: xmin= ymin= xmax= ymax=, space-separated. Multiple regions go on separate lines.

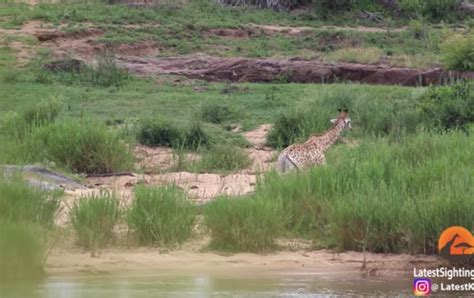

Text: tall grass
xmin=0 ymin=176 xmax=61 ymax=280
xmin=138 ymin=119 xmax=210 ymax=150
xmin=0 ymin=175 xmax=61 ymax=229
xmin=127 ymin=185 xmax=196 ymax=247
xmin=23 ymin=120 xmax=134 ymax=174
xmin=71 ymin=192 xmax=121 ymax=257
xmin=204 ymin=196 xmax=283 ymax=252
xmin=254 ymin=131 xmax=474 ymax=254
xmin=0 ymin=223 xmax=45 ymax=281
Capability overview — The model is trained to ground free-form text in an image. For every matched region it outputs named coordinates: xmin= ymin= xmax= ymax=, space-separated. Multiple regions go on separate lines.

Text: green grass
xmin=251 ymin=131 xmax=474 ymax=254
xmin=0 ymin=175 xmax=61 ymax=229
xmin=0 ymin=223 xmax=45 ymax=281
xmin=71 ymin=192 xmax=121 ymax=257
xmin=21 ymin=120 xmax=134 ymax=174
xmin=204 ymin=196 xmax=283 ymax=252
xmin=0 ymin=176 xmax=61 ymax=280
xmin=127 ymin=185 xmax=196 ymax=247
xmin=0 ymin=1 xmax=468 ymax=68
xmin=194 ymin=145 xmax=251 ymax=173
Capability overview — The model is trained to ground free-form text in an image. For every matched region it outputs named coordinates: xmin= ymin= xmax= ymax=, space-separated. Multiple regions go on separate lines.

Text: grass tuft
xmin=204 ymin=196 xmax=283 ymax=252
xmin=71 ymin=192 xmax=121 ymax=257
xmin=127 ymin=185 xmax=196 ymax=247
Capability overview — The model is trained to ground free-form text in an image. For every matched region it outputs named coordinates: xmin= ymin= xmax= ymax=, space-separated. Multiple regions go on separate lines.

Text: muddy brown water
xmin=2 ymin=272 xmax=411 ymax=297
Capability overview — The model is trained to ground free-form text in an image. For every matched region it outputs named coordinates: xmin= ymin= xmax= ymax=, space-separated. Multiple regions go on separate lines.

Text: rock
xmin=117 ymin=56 xmax=474 ymax=87
xmin=0 ymin=165 xmax=86 ymax=191
xmin=43 ymin=59 xmax=85 ymax=73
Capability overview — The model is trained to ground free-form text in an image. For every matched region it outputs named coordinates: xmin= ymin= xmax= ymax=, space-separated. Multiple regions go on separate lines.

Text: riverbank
xmin=46 ymin=238 xmax=443 ymax=278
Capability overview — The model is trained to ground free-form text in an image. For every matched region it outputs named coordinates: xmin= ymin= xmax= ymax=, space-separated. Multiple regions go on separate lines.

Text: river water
xmin=1 ymin=272 xmax=411 ymax=297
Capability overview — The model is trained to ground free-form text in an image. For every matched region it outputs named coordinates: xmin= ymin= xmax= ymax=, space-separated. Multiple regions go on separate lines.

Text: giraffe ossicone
xmin=276 ymin=109 xmax=352 ymax=173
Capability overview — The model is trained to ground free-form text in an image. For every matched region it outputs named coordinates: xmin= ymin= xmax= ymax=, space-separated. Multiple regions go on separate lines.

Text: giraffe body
xmin=277 ymin=110 xmax=351 ymax=173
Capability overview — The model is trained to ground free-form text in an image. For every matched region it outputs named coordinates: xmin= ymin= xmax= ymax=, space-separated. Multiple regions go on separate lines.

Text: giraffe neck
xmin=308 ymin=119 xmax=345 ymax=151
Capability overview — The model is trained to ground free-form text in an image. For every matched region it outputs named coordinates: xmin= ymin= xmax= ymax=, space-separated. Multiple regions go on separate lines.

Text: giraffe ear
xmin=337 ymin=108 xmax=342 ymax=113
xmin=343 ymin=108 xmax=349 ymax=113
xmin=330 ymin=119 xmax=338 ymax=124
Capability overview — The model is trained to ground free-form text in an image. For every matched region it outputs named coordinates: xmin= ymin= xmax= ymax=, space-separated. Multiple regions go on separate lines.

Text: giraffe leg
xmin=277 ymin=154 xmax=298 ymax=173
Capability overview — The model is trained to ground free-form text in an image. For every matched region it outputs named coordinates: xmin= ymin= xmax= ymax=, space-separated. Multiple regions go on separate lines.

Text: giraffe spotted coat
xmin=276 ymin=112 xmax=351 ymax=173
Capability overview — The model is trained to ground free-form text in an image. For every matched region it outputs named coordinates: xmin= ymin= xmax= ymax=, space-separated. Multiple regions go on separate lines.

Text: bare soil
xmin=46 ymin=237 xmax=443 ymax=278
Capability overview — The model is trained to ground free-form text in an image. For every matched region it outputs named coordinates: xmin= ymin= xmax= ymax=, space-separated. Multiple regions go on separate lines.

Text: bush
xmin=24 ymin=120 xmax=134 ymax=174
xmin=0 ymin=176 xmax=61 ymax=229
xmin=200 ymin=103 xmax=233 ymax=124
xmin=418 ymin=81 xmax=474 ymax=132
xmin=266 ymin=112 xmax=304 ymax=148
xmin=441 ymin=33 xmax=474 ymax=71
xmin=0 ymin=223 xmax=45 ymax=281
xmin=138 ymin=119 xmax=210 ymax=150
xmin=422 ymin=0 xmax=457 ymax=20
xmin=204 ymin=196 xmax=283 ymax=252
xmin=182 ymin=122 xmax=210 ymax=150
xmin=71 ymin=192 xmax=121 ymax=257
xmin=138 ymin=119 xmax=183 ymax=147
xmin=1 ymin=98 xmax=61 ymax=142
xmin=127 ymin=185 xmax=196 ymax=246
xmin=196 ymin=145 xmax=251 ymax=172
xmin=43 ymin=52 xmax=130 ymax=88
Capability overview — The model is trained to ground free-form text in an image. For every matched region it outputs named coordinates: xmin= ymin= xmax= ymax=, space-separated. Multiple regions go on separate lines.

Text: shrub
xmin=441 ymin=33 xmax=474 ymax=71
xmin=196 ymin=145 xmax=251 ymax=172
xmin=138 ymin=119 xmax=210 ymax=150
xmin=127 ymin=185 xmax=196 ymax=246
xmin=138 ymin=119 xmax=183 ymax=147
xmin=399 ymin=0 xmax=423 ymax=15
xmin=44 ymin=52 xmax=130 ymax=88
xmin=0 ymin=176 xmax=61 ymax=229
xmin=71 ymin=192 xmax=121 ymax=257
xmin=204 ymin=196 xmax=283 ymax=252
xmin=182 ymin=122 xmax=210 ymax=150
xmin=200 ymin=103 xmax=233 ymax=124
xmin=0 ymin=223 xmax=45 ymax=281
xmin=418 ymin=81 xmax=474 ymax=132
xmin=422 ymin=0 xmax=457 ymax=20
xmin=24 ymin=120 xmax=134 ymax=174
xmin=266 ymin=112 xmax=304 ymax=148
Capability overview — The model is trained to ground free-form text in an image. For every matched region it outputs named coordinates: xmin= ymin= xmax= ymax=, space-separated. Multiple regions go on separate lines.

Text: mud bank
xmin=118 ymin=56 xmax=474 ymax=86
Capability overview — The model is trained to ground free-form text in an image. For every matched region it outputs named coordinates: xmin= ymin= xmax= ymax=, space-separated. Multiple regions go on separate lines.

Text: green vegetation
xmin=204 ymin=196 xmax=283 ymax=252
xmin=200 ymin=103 xmax=234 ymax=124
xmin=138 ymin=119 xmax=210 ymax=150
xmin=441 ymin=33 xmax=474 ymax=71
xmin=0 ymin=176 xmax=61 ymax=228
xmin=0 ymin=223 xmax=45 ymax=281
xmin=23 ymin=120 xmax=134 ymax=174
xmin=127 ymin=185 xmax=196 ymax=247
xmin=195 ymin=145 xmax=251 ymax=173
xmin=0 ymin=0 xmax=473 ymax=258
xmin=0 ymin=176 xmax=61 ymax=280
xmin=418 ymin=81 xmax=474 ymax=132
xmin=71 ymin=192 xmax=121 ymax=257
xmin=252 ymin=131 xmax=474 ymax=253
xmin=40 ymin=54 xmax=131 ymax=87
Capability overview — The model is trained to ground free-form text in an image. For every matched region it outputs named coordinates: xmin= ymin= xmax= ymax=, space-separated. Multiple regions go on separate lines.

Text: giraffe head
xmin=330 ymin=108 xmax=352 ymax=130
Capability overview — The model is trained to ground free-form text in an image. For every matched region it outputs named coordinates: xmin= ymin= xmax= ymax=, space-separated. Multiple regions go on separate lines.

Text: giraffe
xmin=276 ymin=109 xmax=352 ymax=173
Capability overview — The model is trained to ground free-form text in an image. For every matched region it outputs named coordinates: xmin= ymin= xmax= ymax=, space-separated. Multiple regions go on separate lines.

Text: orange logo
xmin=438 ymin=226 xmax=474 ymax=262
